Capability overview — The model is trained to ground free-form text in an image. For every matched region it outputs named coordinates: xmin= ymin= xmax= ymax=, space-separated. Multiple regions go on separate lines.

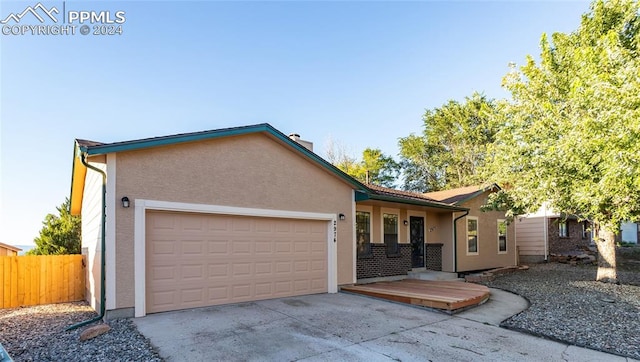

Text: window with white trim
xmin=559 ymin=221 xmax=568 ymax=238
xmin=467 ymin=217 xmax=478 ymax=254
xmin=497 ymin=219 xmax=507 ymax=254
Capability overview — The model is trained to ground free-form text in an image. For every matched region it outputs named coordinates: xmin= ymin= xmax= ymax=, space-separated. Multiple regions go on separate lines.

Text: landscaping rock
xmin=79 ymin=323 xmax=111 ymax=341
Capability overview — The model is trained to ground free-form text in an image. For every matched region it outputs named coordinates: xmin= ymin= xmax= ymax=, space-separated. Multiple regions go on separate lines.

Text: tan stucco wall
xmin=427 ymin=212 xmax=454 ymax=272
xmin=455 ymin=191 xmax=517 ymax=272
xmin=113 ymin=133 xmax=355 ymax=309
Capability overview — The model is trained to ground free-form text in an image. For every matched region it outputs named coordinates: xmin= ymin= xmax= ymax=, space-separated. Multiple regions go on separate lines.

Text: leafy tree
xmin=398 ymin=92 xmax=498 ymax=192
xmin=484 ymin=0 xmax=640 ymax=283
xmin=28 ymin=198 xmax=81 ymax=255
xmin=325 ymin=139 xmax=399 ymax=187
xmin=351 ymin=148 xmax=400 ymax=187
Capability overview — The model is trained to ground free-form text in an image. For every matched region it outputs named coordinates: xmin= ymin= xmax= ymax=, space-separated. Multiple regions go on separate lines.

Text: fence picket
xmin=0 ymin=255 xmax=85 ymax=309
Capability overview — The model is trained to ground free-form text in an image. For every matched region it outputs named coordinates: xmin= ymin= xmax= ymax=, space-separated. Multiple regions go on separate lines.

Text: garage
xmin=145 ymin=210 xmax=329 ymax=314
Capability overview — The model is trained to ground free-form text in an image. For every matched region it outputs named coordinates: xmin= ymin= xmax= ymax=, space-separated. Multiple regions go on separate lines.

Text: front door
xmin=410 ymin=216 xmax=425 ymax=268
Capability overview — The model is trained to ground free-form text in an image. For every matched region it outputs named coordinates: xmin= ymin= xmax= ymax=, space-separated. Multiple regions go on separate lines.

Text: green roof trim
xmin=354 ymin=191 xmax=369 ymax=202
xmin=78 ymin=123 xmax=370 ymax=192
xmin=367 ymin=194 xmax=468 ymax=211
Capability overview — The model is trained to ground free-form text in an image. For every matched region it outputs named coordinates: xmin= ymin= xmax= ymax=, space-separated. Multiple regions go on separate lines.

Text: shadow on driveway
xmin=133 ymin=292 xmax=625 ymax=361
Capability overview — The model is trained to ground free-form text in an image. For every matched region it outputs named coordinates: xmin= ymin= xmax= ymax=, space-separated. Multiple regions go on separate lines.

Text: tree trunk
xmin=595 ymin=225 xmax=618 ymax=283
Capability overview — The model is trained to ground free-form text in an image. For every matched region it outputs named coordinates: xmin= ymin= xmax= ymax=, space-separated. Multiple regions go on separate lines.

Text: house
xmin=618 ymin=221 xmax=639 ymax=244
xmin=424 ymin=185 xmax=517 ymax=272
xmin=515 ymin=204 xmax=592 ymax=263
xmin=0 ymin=242 xmax=21 ymax=256
xmin=354 ymin=184 xmax=467 ymax=280
xmin=69 ymin=123 xmax=513 ymax=319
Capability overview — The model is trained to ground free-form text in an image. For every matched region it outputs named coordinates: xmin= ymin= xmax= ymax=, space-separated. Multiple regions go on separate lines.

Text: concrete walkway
xmin=134 ymin=290 xmax=636 ymax=361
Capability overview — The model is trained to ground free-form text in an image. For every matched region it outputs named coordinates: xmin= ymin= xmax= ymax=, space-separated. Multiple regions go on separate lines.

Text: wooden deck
xmin=341 ymin=279 xmax=490 ymax=313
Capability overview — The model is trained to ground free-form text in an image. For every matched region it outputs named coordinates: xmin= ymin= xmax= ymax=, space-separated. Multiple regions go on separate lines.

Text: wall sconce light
xmin=121 ymin=196 xmax=130 ymax=208
xmin=338 ymin=213 xmax=346 ymax=221
xmin=403 ymin=220 xmax=408 ymax=226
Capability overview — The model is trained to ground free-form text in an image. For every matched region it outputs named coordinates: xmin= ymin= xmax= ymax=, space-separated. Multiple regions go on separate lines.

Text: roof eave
xmin=366 ymin=194 xmax=468 ymax=212
xmin=452 ymin=183 xmax=501 ymax=205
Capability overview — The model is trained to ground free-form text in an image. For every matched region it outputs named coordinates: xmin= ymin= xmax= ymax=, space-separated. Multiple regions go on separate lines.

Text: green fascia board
xmin=367 ymin=194 xmax=468 ymax=212
xmin=79 ymin=123 xmax=369 ymax=191
xmin=355 ymin=190 xmax=370 ymax=201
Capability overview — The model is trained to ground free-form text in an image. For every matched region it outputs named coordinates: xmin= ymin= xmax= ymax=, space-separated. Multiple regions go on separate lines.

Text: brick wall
xmin=426 ymin=243 xmax=443 ymax=271
xmin=356 ymin=244 xmax=411 ymax=279
xmin=548 ymin=218 xmax=592 ymax=253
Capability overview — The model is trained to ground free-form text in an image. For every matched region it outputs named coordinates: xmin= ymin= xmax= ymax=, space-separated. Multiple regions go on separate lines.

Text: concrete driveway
xmin=134 ymin=291 xmax=630 ymax=361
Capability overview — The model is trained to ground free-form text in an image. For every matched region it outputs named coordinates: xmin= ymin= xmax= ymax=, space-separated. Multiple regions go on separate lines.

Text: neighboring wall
xmin=0 ymin=248 xmax=17 ymax=256
xmin=455 ymin=192 xmax=517 ymax=272
xmin=81 ymin=156 xmax=106 ymax=311
xmin=547 ymin=218 xmax=591 ymax=253
xmin=114 ymin=133 xmax=355 ymax=310
xmin=515 ymin=216 xmax=547 ymax=263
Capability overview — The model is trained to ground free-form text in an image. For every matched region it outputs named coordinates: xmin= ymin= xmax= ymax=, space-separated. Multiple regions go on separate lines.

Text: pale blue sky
xmin=1 ymin=0 xmax=590 ymax=246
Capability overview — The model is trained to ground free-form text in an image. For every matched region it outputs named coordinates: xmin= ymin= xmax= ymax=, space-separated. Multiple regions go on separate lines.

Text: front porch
xmin=341 ymin=279 xmax=490 ymax=313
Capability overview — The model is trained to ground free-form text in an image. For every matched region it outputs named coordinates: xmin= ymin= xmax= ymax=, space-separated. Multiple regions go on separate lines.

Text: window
xmin=383 ymin=213 xmax=399 ymax=255
xmin=497 ymin=219 xmax=507 ymax=253
xmin=467 ymin=217 xmax=478 ymax=254
xmin=559 ymin=221 xmax=568 ymax=238
xmin=582 ymin=221 xmax=589 ymax=239
xmin=356 ymin=211 xmax=371 ymax=257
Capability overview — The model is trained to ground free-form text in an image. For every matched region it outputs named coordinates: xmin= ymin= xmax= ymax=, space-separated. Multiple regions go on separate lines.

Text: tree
xmin=325 ymin=138 xmax=400 ymax=187
xmin=324 ymin=137 xmax=359 ymax=175
xmin=398 ymin=92 xmax=498 ymax=192
xmin=28 ymin=198 xmax=81 ymax=255
xmin=351 ymin=148 xmax=400 ymax=187
xmin=484 ymin=0 xmax=640 ymax=283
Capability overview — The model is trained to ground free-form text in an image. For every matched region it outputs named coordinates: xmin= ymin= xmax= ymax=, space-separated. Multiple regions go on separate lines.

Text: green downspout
xmin=67 ymin=152 xmax=106 ymax=330
xmin=452 ymin=210 xmax=470 ymax=274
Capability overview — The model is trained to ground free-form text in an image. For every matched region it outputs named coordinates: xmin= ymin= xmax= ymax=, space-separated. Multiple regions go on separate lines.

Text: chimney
xmin=288 ymin=133 xmax=313 ymax=152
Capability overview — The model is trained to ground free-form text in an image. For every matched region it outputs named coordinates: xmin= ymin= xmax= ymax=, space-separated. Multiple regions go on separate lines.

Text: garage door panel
xmin=146 ymin=211 xmax=328 ymax=314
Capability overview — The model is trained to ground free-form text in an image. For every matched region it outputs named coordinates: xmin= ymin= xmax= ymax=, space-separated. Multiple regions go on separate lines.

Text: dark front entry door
xmin=410 ymin=216 xmax=425 ymax=268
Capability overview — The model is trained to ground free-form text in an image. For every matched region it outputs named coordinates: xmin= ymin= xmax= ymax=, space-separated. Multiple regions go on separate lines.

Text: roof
xmin=360 ymin=184 xmax=468 ymax=211
xmin=70 ymin=123 xmax=468 ymax=214
xmin=70 ymin=123 xmax=370 ymax=215
xmin=424 ymin=184 xmax=500 ymax=205
xmin=0 ymin=242 xmax=22 ymax=252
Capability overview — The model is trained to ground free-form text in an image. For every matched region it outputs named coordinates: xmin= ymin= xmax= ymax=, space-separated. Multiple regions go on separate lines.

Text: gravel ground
xmin=0 ymin=302 xmax=161 ymax=361
xmin=483 ymin=262 xmax=640 ymax=359
xmin=2 ymin=261 xmax=638 ymax=361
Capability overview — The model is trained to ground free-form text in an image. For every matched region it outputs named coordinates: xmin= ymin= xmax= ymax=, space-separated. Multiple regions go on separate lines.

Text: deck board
xmin=341 ymin=279 xmax=490 ymax=312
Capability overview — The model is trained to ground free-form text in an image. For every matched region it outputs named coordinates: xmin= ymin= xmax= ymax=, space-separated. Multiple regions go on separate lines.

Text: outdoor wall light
xmin=403 ymin=220 xmax=408 ymax=226
xmin=338 ymin=213 xmax=346 ymax=221
xmin=121 ymin=196 xmax=130 ymax=208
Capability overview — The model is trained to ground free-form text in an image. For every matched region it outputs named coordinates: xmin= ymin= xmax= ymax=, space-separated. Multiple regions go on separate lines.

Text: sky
xmin=0 ymin=0 xmax=591 ymax=246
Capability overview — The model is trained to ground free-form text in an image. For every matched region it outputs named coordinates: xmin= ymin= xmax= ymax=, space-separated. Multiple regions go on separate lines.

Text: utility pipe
xmin=67 ymin=152 xmax=106 ymax=330
xmin=452 ymin=210 xmax=470 ymax=273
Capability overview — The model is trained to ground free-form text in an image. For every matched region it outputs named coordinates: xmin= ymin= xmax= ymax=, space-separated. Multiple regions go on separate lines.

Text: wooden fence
xmin=0 ymin=255 xmax=85 ymax=309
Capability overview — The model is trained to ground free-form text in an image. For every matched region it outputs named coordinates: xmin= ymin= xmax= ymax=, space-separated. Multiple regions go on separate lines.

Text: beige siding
xmin=114 ymin=133 xmax=354 ymax=309
xmin=81 ymin=157 xmax=106 ymax=311
xmin=515 ymin=216 xmax=547 ymax=256
xmin=455 ymin=192 xmax=517 ymax=272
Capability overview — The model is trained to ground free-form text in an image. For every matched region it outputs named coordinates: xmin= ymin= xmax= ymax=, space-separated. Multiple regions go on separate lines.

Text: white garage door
xmin=146 ymin=210 xmax=328 ymax=314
